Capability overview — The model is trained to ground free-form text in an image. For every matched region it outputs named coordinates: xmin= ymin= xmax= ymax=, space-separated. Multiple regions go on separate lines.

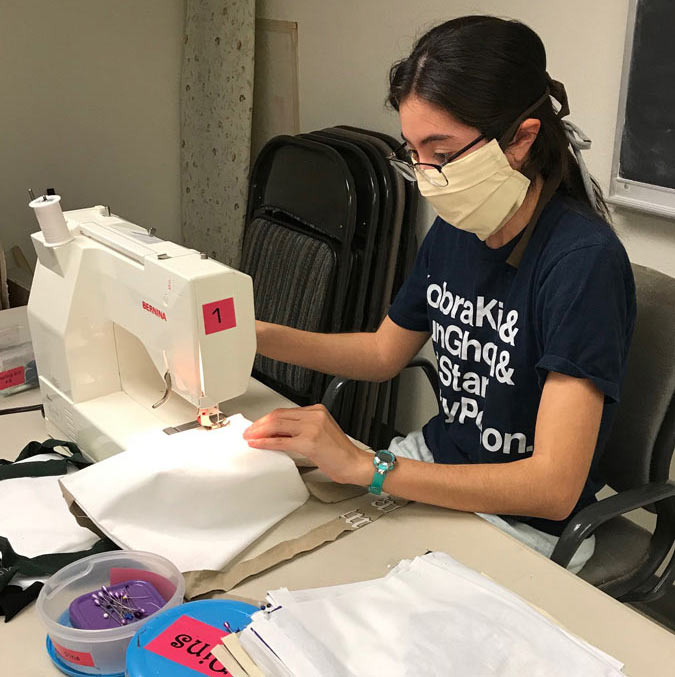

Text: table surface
xmin=2 ymin=386 xmax=674 ymax=677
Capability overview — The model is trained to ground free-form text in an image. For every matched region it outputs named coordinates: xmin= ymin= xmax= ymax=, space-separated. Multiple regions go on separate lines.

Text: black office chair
xmin=552 ymin=264 xmax=675 ymax=603
xmin=322 ymin=264 xmax=675 ymax=603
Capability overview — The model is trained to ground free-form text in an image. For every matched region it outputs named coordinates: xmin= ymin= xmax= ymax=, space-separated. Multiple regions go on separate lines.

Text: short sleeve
xmin=535 ymin=243 xmax=636 ymax=402
xmin=388 ymin=226 xmax=434 ymax=332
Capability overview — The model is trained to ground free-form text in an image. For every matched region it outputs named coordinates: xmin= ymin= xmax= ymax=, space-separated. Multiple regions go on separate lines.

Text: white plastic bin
xmin=36 ymin=550 xmax=184 ymax=675
xmin=0 ymin=306 xmax=38 ymax=396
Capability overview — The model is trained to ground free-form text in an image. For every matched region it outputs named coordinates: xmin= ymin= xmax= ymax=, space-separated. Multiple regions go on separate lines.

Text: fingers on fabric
xmin=247 ymin=437 xmax=293 ymax=451
xmin=244 ymin=417 xmax=301 ymax=440
xmin=247 ymin=408 xmax=301 ymax=431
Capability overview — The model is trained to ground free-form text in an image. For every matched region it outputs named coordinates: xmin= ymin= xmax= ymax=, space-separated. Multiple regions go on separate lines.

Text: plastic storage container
xmin=37 ymin=551 xmax=184 ymax=677
xmin=0 ymin=306 xmax=38 ymax=396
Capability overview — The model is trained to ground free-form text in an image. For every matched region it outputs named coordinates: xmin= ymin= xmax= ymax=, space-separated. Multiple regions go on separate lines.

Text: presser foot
xmin=162 ymin=407 xmax=229 ymax=435
xmin=197 ymin=406 xmax=229 ymax=430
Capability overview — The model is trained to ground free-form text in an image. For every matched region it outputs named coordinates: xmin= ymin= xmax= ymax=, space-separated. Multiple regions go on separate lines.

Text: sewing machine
xmin=26 ymin=199 xmax=256 ymax=461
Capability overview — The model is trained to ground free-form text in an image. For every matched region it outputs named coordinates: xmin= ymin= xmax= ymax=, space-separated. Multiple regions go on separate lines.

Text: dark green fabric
xmin=15 ymin=438 xmax=90 ymax=466
xmin=0 ymin=583 xmax=43 ymax=622
xmin=0 ymin=438 xmax=119 ymax=621
xmin=0 ymin=438 xmax=91 ymax=481
xmin=0 ymin=536 xmax=117 ymax=584
xmin=0 ymin=460 xmax=72 ymax=481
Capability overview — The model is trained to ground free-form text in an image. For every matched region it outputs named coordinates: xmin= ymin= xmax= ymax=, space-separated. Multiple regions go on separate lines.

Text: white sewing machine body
xmin=27 ymin=205 xmax=256 ymax=461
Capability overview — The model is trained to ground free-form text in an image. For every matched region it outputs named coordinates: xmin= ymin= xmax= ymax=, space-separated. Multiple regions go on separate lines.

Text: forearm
xmin=344 ymin=373 xmax=600 ymax=520
xmin=349 ymin=453 xmax=577 ymax=521
xmin=256 ymin=321 xmax=395 ymax=382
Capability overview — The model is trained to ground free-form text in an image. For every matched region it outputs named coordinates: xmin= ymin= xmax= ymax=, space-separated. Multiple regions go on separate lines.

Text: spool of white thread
xmin=29 ymin=195 xmax=73 ymax=246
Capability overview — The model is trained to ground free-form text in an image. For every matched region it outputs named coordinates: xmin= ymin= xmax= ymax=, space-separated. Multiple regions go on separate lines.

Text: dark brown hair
xmin=388 ymin=16 xmax=609 ymax=220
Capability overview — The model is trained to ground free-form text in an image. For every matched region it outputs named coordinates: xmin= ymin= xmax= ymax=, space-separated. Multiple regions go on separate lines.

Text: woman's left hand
xmin=243 ymin=404 xmax=372 ymax=485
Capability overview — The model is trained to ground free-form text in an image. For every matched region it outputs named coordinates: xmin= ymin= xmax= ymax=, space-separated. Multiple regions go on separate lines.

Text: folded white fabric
xmin=59 ymin=414 xmax=309 ymax=572
xmin=240 ymin=552 xmax=624 ymax=677
xmin=0 ymin=454 xmax=98 ymax=558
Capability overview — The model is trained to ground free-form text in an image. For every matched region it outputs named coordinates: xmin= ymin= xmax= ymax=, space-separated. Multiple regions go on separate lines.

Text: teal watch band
xmin=368 ymin=449 xmax=396 ymax=495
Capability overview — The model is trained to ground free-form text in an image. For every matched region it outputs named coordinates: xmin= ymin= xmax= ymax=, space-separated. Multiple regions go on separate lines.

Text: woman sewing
xmin=243 ymin=16 xmax=636 ymax=573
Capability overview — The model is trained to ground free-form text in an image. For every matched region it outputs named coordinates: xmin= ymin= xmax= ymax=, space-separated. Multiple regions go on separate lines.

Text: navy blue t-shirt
xmin=388 ymin=193 xmax=636 ymax=535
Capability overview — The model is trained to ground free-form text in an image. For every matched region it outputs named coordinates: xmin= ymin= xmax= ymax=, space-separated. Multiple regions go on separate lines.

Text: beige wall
xmin=257 ymin=0 xmax=675 ymax=439
xmin=0 ymin=0 xmax=185 ymax=269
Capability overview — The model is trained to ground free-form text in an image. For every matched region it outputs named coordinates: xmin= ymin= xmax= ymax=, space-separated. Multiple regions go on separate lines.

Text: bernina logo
xmin=142 ymin=301 xmax=167 ymax=321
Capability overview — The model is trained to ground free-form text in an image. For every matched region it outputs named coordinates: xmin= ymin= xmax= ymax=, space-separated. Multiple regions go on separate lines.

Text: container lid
xmin=126 ymin=599 xmax=258 ymax=676
xmin=46 ymin=636 xmax=124 ymax=677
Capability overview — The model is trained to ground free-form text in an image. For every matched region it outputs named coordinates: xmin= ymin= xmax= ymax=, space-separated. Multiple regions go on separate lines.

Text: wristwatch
xmin=368 ymin=449 xmax=397 ymax=495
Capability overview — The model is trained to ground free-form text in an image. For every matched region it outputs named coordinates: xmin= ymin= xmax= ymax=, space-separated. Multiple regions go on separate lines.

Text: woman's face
xmin=398 ymin=95 xmax=488 ymax=167
xmin=399 ymin=94 xmax=540 ymax=171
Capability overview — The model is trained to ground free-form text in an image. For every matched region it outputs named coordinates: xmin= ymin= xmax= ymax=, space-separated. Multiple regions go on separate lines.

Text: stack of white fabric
xmin=240 ymin=552 xmax=624 ymax=677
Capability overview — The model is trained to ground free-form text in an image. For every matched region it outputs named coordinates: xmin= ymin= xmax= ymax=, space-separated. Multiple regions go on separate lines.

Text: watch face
xmin=374 ymin=450 xmax=396 ymax=469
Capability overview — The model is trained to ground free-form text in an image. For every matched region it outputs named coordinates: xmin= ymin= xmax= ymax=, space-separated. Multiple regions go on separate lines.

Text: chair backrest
xmin=241 ymin=217 xmax=336 ymax=399
xmin=248 ymin=135 xmax=356 ymax=244
xmin=247 ymin=136 xmax=357 ymax=334
xmin=337 ymin=125 xmax=420 ymax=295
xmin=302 ymin=131 xmax=381 ymax=331
xmin=600 ymin=264 xmax=675 ymax=494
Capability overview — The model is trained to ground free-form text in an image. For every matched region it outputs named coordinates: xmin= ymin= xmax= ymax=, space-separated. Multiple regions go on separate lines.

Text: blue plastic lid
xmin=46 ymin=636 xmax=125 ymax=677
xmin=125 ymin=599 xmax=258 ymax=676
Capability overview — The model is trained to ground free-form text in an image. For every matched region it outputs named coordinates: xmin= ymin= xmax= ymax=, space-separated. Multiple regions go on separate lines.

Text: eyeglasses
xmin=387 ymin=133 xmax=486 ymax=187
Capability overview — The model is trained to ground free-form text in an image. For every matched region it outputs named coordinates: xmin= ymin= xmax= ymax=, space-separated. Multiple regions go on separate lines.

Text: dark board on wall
xmin=610 ymin=0 xmax=675 ymax=218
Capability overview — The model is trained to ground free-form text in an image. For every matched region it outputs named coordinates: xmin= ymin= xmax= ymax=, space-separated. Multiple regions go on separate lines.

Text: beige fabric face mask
xmin=416 ymin=138 xmax=530 ymax=241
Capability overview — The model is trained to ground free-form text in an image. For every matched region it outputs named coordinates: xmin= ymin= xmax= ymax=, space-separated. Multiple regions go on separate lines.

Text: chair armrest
xmin=321 ymin=357 xmax=438 ymax=415
xmin=550 ymin=481 xmax=675 ymax=568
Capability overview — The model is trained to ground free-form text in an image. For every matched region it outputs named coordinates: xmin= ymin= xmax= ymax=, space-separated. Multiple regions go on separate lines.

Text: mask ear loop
xmin=498 ymin=90 xmax=551 ymax=149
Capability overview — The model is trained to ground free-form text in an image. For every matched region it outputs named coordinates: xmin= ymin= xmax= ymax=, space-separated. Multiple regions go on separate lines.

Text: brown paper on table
xmin=59 ymin=481 xmax=108 ymax=540
xmin=184 ymin=494 xmax=409 ymax=599
xmin=301 ymin=467 xmax=367 ymax=503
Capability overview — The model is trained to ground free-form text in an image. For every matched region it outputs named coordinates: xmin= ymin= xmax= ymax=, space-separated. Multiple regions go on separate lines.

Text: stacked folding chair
xmin=241 ymin=127 xmax=418 ymax=450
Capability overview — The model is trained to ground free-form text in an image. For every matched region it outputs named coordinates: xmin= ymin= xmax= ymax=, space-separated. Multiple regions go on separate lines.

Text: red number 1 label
xmin=202 ymin=298 xmax=236 ymax=335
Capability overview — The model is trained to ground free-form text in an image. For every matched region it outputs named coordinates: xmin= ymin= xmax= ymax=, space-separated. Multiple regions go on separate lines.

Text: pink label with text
xmin=202 ymin=298 xmax=236 ymax=335
xmin=144 ymin=614 xmax=230 ymax=675
xmin=0 ymin=366 xmax=25 ymax=390
xmin=52 ymin=642 xmax=95 ymax=667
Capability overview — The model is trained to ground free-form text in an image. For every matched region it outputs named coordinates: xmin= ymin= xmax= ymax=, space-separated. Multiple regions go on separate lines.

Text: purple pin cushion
xmin=69 ymin=580 xmax=166 ymax=630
